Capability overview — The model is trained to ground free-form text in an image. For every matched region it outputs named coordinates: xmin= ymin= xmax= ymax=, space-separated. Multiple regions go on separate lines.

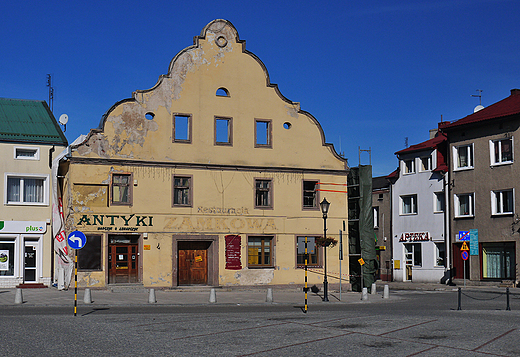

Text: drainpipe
xmin=49 ymin=145 xmax=55 ymax=169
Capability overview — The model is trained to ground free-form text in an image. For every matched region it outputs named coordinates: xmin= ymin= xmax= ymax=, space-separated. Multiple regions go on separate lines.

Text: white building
xmin=389 ymin=130 xmax=449 ymax=283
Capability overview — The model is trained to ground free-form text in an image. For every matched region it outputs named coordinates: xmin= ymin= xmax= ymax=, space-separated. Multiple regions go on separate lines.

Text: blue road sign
xmin=459 ymin=231 xmax=470 ymax=241
xmin=461 ymin=251 xmax=469 ymax=261
xmin=68 ymin=231 xmax=87 ymax=249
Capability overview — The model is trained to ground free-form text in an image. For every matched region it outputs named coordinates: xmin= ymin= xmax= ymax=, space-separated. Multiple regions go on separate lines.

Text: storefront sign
xmin=77 ymin=214 xmax=153 ymax=231
xmin=164 ymin=216 xmax=278 ymax=232
xmin=197 ymin=206 xmax=249 ymax=215
xmin=144 ymin=245 xmax=151 ymax=250
xmin=470 ymin=229 xmax=479 ymax=256
xmin=398 ymin=232 xmax=431 ymax=242
xmin=225 ymin=235 xmax=242 ymax=270
xmin=0 ymin=221 xmax=46 ymax=234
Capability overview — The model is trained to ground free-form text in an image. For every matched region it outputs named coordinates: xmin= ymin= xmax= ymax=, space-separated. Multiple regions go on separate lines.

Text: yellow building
xmin=60 ymin=19 xmax=349 ymax=289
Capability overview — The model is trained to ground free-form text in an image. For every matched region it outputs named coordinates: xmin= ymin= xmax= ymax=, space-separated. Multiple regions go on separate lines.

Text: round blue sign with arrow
xmin=68 ymin=231 xmax=87 ymax=249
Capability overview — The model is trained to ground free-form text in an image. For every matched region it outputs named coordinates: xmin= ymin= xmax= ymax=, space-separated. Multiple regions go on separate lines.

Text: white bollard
xmin=209 ymin=288 xmax=217 ymax=303
xmin=14 ymin=288 xmax=23 ymax=304
xmin=83 ymin=288 xmax=92 ymax=304
xmin=266 ymin=288 xmax=273 ymax=302
xmin=371 ymin=283 xmax=377 ymax=295
xmin=148 ymin=288 xmax=157 ymax=303
xmin=383 ymin=284 xmax=390 ymax=299
xmin=362 ymin=287 xmax=368 ymax=301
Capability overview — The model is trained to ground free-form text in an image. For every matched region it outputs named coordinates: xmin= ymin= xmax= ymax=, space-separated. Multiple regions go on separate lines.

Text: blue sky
xmin=2 ymin=0 xmax=519 ymax=176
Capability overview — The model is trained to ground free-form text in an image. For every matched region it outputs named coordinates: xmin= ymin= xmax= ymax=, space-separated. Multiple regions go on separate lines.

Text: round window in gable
xmin=145 ymin=112 xmax=155 ymax=120
xmin=216 ymin=87 xmax=230 ymax=97
xmin=216 ymin=36 xmax=228 ymax=48
xmin=283 ymin=122 xmax=292 ymax=129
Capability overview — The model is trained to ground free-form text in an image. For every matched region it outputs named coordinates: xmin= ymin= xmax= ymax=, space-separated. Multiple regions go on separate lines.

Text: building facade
xmin=444 ymin=89 xmax=520 ymax=285
xmin=372 ymin=176 xmax=392 ymax=281
xmin=60 ymin=20 xmax=349 ymax=289
xmin=0 ymin=98 xmax=67 ymax=288
xmin=389 ymin=130 xmax=449 ymax=283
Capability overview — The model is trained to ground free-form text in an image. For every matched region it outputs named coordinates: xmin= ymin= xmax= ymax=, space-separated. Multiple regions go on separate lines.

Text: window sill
xmin=5 ymin=202 xmax=48 ymax=206
xmin=254 ymin=206 xmax=273 ymax=210
xmin=490 ymin=161 xmax=513 ymax=167
xmin=454 ymin=215 xmax=474 ymax=219
xmin=400 ymin=213 xmax=418 ymax=216
xmin=247 ymin=266 xmax=275 ymax=269
xmin=491 ymin=212 xmax=514 ymax=217
xmin=433 ymin=211 xmax=444 ymax=214
xmin=453 ymin=167 xmax=474 ymax=172
xmin=403 ymin=172 xmax=416 ymax=175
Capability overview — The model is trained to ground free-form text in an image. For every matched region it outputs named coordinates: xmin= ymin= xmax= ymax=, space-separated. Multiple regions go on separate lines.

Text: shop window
xmin=490 ymin=138 xmax=513 ymax=165
xmin=248 ymin=236 xmax=273 ymax=267
xmin=296 ymin=236 xmax=320 ymax=267
xmin=173 ymin=114 xmax=192 ymax=143
xmin=0 ymin=239 xmax=16 ymax=276
xmin=302 ymin=180 xmax=318 ymax=209
xmin=111 ymin=173 xmax=132 ymax=206
xmin=401 ymin=194 xmax=417 ymax=215
xmin=482 ymin=243 xmax=515 ymax=279
xmin=435 ymin=242 xmax=445 ymax=267
xmin=5 ymin=174 xmax=48 ymax=205
xmin=455 ymin=193 xmax=474 ymax=217
xmin=173 ymin=176 xmax=192 ymax=206
xmin=78 ymin=235 xmax=102 ymax=271
xmin=420 ymin=156 xmax=432 ymax=171
xmin=434 ymin=192 xmax=445 ymax=213
xmin=403 ymin=159 xmax=415 ymax=174
xmin=215 ymin=117 xmax=232 ymax=145
xmin=453 ymin=144 xmax=474 ymax=170
xmin=255 ymin=179 xmax=272 ymax=208
xmin=491 ymin=189 xmax=514 ymax=215
xmin=14 ymin=147 xmax=39 ymax=160
xmin=373 ymin=206 xmax=379 ymax=228
xmin=255 ymin=119 xmax=272 ymax=148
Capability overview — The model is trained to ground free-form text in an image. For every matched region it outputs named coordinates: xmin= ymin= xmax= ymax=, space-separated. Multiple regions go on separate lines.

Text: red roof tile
xmin=394 ymin=132 xmax=447 ymax=155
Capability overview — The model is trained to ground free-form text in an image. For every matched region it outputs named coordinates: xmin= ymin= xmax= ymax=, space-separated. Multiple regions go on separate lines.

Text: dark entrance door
xmin=452 ymin=243 xmax=469 ymax=279
xmin=108 ymin=235 xmax=139 ymax=284
xmin=24 ymin=245 xmax=37 ymax=282
xmin=178 ymin=241 xmax=210 ymax=285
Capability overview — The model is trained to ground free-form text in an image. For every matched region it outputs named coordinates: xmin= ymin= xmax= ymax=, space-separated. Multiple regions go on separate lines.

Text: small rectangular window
xmin=255 ymin=179 xmax=272 ymax=208
xmin=248 ymin=236 xmax=273 ymax=267
xmin=434 ymin=192 xmax=445 ymax=213
xmin=111 ymin=173 xmax=132 ymax=205
xmin=173 ymin=114 xmax=192 ymax=143
xmin=420 ymin=156 xmax=432 ymax=171
xmin=255 ymin=119 xmax=272 ymax=148
xmin=490 ymin=138 xmax=513 ymax=165
xmin=78 ymin=235 xmax=102 ymax=270
xmin=302 ymin=180 xmax=318 ymax=209
xmin=373 ymin=206 xmax=379 ymax=228
xmin=401 ymin=194 xmax=417 ymax=215
xmin=491 ymin=189 xmax=514 ymax=215
xmin=173 ymin=176 xmax=192 ymax=206
xmin=15 ymin=147 xmax=39 ymax=160
xmin=454 ymin=144 xmax=474 ymax=170
xmin=403 ymin=159 xmax=415 ymax=174
xmin=455 ymin=193 xmax=474 ymax=217
xmin=215 ymin=117 xmax=232 ymax=145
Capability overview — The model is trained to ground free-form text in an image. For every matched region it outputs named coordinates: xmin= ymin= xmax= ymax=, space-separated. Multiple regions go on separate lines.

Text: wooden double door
xmin=178 ymin=241 xmax=210 ymax=285
xmin=108 ymin=235 xmax=139 ymax=284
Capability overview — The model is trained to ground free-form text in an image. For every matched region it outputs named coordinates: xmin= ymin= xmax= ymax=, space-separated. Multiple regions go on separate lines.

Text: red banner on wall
xmin=225 ymin=235 xmax=242 ymax=270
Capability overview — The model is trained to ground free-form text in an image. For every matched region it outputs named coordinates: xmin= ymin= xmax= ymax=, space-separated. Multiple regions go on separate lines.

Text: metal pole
xmin=339 ymin=229 xmax=343 ymax=301
xmin=457 ymin=287 xmax=462 ymax=310
xmin=464 ymin=259 xmax=466 ymax=288
xmin=304 ymin=236 xmax=308 ymax=313
xmin=74 ymin=251 xmax=78 ymax=316
xmin=506 ymin=287 xmax=511 ymax=311
xmin=323 ymin=213 xmax=329 ymax=302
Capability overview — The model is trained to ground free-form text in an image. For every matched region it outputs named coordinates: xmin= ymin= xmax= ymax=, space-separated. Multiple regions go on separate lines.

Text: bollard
xmin=383 ymin=284 xmax=389 ymax=299
xmin=83 ymin=288 xmax=92 ymax=304
xmin=506 ymin=287 xmax=511 ymax=311
xmin=266 ymin=288 xmax=273 ymax=303
xmin=457 ymin=287 xmax=462 ymax=310
xmin=14 ymin=288 xmax=23 ymax=304
xmin=209 ymin=288 xmax=217 ymax=303
xmin=371 ymin=283 xmax=377 ymax=295
xmin=361 ymin=287 xmax=368 ymax=301
xmin=148 ymin=288 xmax=157 ymax=304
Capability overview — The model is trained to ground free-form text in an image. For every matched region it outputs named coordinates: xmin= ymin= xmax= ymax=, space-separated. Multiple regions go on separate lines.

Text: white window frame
xmin=4 ymin=173 xmax=49 ymax=206
xmin=419 ymin=155 xmax=432 ymax=172
xmin=454 ymin=193 xmax=474 ymax=218
xmin=453 ymin=144 xmax=474 ymax=171
xmin=403 ymin=159 xmax=415 ymax=175
xmin=489 ymin=137 xmax=514 ymax=166
xmin=373 ymin=206 xmax=379 ymax=228
xmin=434 ymin=242 xmax=445 ymax=267
xmin=400 ymin=194 xmax=417 ymax=215
xmin=434 ymin=192 xmax=445 ymax=213
xmin=491 ymin=189 xmax=514 ymax=215
xmin=0 ymin=235 xmax=19 ymax=278
xmin=14 ymin=146 xmax=40 ymax=160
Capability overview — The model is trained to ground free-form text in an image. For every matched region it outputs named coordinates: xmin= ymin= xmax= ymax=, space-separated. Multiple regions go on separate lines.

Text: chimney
xmin=511 ymin=89 xmax=520 ymax=96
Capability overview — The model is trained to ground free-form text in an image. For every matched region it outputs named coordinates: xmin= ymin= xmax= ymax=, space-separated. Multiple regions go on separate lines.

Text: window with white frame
xmin=401 ymin=194 xmax=417 ymax=215
xmin=434 ymin=192 xmax=445 ymax=213
xmin=454 ymin=144 xmax=474 ymax=170
xmin=490 ymin=138 xmax=513 ymax=165
xmin=373 ymin=206 xmax=379 ymax=228
xmin=491 ymin=189 xmax=514 ymax=215
xmin=5 ymin=174 xmax=48 ymax=205
xmin=455 ymin=193 xmax=474 ymax=217
xmin=14 ymin=147 xmax=39 ymax=160
xmin=420 ymin=155 xmax=432 ymax=171
xmin=435 ymin=242 xmax=445 ymax=267
xmin=403 ymin=159 xmax=415 ymax=174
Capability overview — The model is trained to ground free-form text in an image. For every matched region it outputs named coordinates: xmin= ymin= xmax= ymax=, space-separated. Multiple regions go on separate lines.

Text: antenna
xmin=358 ymin=146 xmax=371 ymax=166
xmin=405 ymin=137 xmax=409 ymax=148
xmin=471 ymin=89 xmax=483 ymax=105
xmin=46 ymin=74 xmax=54 ymax=112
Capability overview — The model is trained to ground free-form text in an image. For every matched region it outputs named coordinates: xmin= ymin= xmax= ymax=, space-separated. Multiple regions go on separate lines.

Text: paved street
xmin=0 ymin=285 xmax=519 ymax=356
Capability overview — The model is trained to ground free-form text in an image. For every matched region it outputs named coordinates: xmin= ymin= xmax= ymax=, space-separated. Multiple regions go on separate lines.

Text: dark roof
xmin=394 ymin=132 xmax=447 ymax=155
xmin=444 ymin=89 xmax=520 ymax=130
xmin=372 ymin=176 xmax=390 ymax=190
xmin=0 ymin=98 xmax=67 ymax=145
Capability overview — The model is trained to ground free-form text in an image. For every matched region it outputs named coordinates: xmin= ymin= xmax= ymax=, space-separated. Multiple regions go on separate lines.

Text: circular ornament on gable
xmin=216 ymin=36 xmax=228 ymax=48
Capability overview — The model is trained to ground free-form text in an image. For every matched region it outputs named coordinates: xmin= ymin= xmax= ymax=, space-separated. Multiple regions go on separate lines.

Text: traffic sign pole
xmin=74 ymin=251 xmax=78 ymax=316
xmin=67 ymin=231 xmax=86 ymax=316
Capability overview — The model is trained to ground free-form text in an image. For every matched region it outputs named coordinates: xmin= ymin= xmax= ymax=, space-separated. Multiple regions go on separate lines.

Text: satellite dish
xmin=474 ymin=105 xmax=484 ymax=113
xmin=59 ymin=114 xmax=69 ymax=125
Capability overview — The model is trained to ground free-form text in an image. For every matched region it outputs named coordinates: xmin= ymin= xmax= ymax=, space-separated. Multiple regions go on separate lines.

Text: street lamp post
xmin=320 ymin=197 xmax=330 ymax=302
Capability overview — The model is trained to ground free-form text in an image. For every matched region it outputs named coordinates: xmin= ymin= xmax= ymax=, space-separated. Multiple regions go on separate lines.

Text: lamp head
xmin=320 ymin=197 xmax=330 ymax=214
